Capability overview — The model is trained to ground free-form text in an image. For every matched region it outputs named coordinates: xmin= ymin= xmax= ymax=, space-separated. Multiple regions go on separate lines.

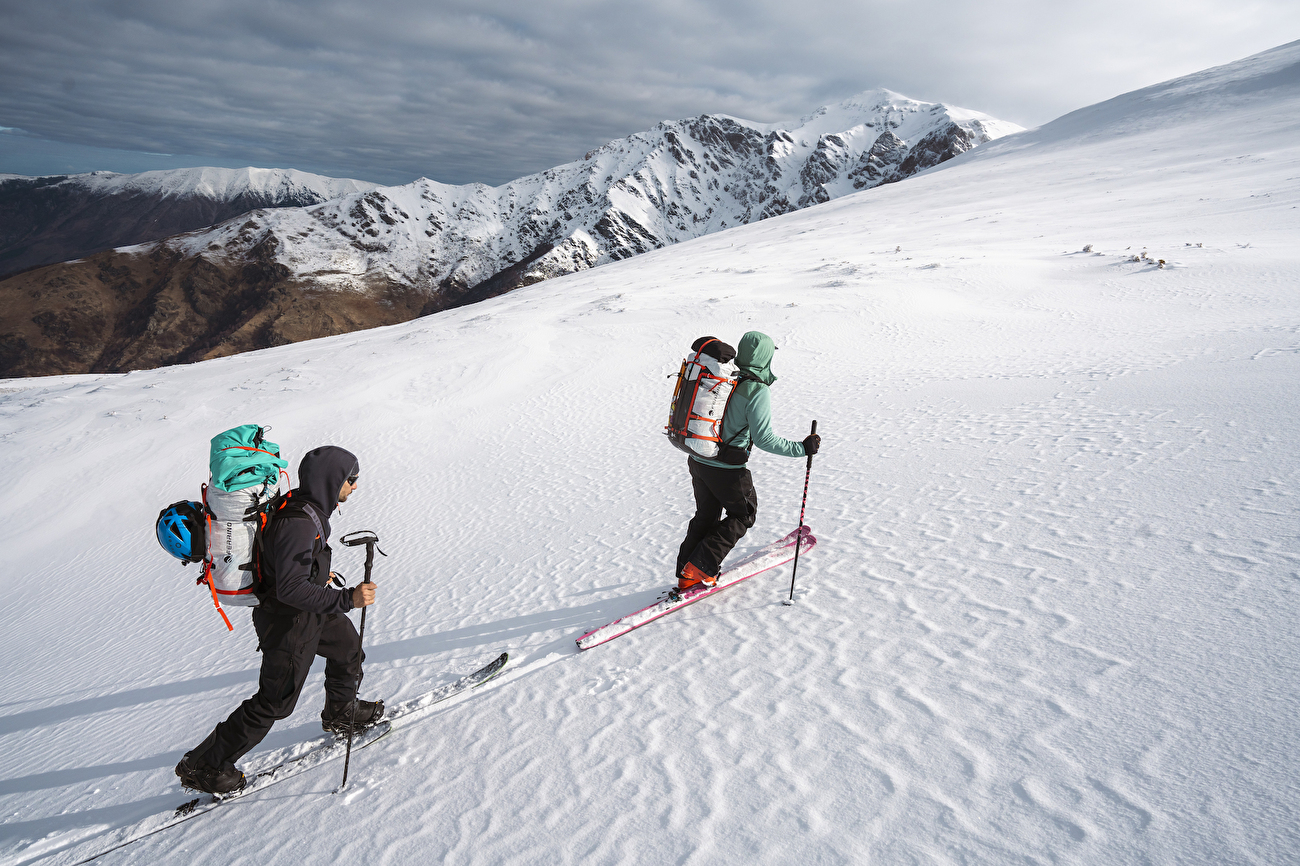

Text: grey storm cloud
xmin=2 ymin=0 xmax=1297 ymax=186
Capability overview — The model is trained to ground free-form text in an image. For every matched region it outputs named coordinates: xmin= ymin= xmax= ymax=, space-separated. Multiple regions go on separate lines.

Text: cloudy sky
xmin=2 ymin=1 xmax=1297 ymax=187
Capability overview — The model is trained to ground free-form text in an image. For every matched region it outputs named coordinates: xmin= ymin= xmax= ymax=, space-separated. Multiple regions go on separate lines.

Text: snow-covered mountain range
xmin=176 ymin=90 xmax=1021 ymax=297
xmin=0 ymin=91 xmax=1019 ymax=377
xmin=0 ymin=167 xmax=377 ymax=279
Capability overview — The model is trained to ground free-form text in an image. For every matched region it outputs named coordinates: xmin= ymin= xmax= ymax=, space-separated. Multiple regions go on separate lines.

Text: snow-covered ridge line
xmin=167 ymin=89 xmax=1023 ymax=296
xmin=4 ymin=166 xmax=378 ymax=202
xmin=0 ymin=166 xmax=382 ymax=283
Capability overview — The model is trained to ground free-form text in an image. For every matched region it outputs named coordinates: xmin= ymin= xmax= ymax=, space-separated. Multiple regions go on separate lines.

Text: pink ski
xmin=576 ymin=527 xmax=817 ymax=650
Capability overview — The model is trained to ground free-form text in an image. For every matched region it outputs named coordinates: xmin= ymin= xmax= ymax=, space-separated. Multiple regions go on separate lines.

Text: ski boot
xmin=677 ymin=562 xmax=719 ymax=591
xmin=321 ymin=697 xmax=386 ymax=734
xmin=175 ymin=755 xmax=246 ymax=795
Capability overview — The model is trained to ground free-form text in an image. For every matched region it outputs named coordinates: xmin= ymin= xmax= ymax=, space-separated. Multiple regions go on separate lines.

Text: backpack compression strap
xmin=220 ymin=445 xmax=286 ymax=487
xmin=220 ymin=445 xmax=283 ymax=458
xmin=680 ymin=342 xmax=735 ymax=443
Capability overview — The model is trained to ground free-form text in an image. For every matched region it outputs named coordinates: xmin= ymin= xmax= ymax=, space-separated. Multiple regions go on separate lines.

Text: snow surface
xmin=1 ymin=40 xmax=1299 ymax=865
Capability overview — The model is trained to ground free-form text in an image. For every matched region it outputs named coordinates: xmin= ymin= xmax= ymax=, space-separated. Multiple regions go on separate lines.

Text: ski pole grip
xmin=811 ymin=420 xmax=817 ymax=435
xmin=340 ymin=531 xmax=381 ymax=583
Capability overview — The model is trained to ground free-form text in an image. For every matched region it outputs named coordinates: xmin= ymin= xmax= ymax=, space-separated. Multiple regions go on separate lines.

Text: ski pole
xmin=337 ymin=530 xmax=385 ymax=793
xmin=784 ymin=420 xmax=817 ymax=606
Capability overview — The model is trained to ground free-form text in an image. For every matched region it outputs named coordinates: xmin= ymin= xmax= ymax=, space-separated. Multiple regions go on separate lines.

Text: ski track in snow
xmin=2 ymin=41 xmax=1300 ymax=866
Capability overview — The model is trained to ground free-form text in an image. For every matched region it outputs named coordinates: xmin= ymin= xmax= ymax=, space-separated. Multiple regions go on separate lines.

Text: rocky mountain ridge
xmin=199 ymin=90 xmax=1019 ymax=299
xmin=0 ymin=90 xmax=1021 ymax=376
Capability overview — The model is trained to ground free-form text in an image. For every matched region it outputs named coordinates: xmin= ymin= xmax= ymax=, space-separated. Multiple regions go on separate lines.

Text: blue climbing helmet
xmin=156 ymin=500 xmax=206 ymax=564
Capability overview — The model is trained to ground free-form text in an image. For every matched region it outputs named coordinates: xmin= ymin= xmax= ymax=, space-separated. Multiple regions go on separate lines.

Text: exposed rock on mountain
xmin=0 ymin=91 xmax=1020 ymax=377
xmin=849 ymin=131 xmax=909 ymax=189
xmin=0 ymin=167 xmax=377 ymax=279
xmin=898 ymin=121 xmax=991 ymax=176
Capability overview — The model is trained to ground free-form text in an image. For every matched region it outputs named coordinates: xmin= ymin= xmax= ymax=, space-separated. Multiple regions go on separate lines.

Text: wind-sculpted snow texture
xmin=0 ymin=167 xmax=377 ymax=278
xmin=167 ymin=90 xmax=1021 ymax=296
xmin=1 ymin=41 xmax=1299 ymax=866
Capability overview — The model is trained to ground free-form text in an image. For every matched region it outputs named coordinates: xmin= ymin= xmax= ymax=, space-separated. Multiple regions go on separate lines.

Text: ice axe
xmin=335 ymin=529 xmax=386 ymax=794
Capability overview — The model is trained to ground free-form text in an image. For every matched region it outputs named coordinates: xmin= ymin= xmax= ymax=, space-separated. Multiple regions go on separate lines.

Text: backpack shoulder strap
xmin=720 ymin=373 xmax=764 ymax=451
xmin=269 ymin=496 xmax=325 ymax=546
xmin=252 ymin=491 xmax=326 ymax=601
xmin=294 ymin=501 xmax=325 ymax=541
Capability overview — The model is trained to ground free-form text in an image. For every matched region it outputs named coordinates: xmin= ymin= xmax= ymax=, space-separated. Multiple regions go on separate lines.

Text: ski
xmin=576 ymin=527 xmax=817 ymax=650
xmin=66 ymin=652 xmax=509 ymax=865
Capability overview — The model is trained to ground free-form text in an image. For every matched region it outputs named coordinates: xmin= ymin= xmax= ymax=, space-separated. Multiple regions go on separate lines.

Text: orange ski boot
xmin=678 ymin=562 xmax=719 ymax=591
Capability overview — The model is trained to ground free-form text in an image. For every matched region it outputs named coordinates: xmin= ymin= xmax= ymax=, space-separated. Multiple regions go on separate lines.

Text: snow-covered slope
xmin=0 ymin=167 xmax=377 ymax=278
xmin=169 ymin=90 xmax=1021 ymax=296
xmin=1 ymin=41 xmax=1298 ymax=866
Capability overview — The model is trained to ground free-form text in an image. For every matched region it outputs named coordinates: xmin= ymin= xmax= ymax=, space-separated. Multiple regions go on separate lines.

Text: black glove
xmin=802 ymin=434 xmax=821 ymax=456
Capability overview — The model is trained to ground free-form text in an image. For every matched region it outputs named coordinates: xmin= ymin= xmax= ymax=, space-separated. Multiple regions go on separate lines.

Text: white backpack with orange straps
xmin=665 ymin=337 xmax=743 ymax=460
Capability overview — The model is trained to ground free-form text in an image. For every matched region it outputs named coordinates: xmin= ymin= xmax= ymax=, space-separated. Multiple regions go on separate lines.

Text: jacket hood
xmin=296 ymin=446 xmax=358 ymax=538
xmin=736 ymin=331 xmax=778 ymax=386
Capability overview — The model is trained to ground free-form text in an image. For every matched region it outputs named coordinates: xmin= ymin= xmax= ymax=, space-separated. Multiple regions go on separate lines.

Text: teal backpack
xmin=156 ymin=424 xmax=289 ymax=631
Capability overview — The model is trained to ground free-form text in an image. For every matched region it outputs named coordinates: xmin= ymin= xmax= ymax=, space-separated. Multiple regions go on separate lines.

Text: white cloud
xmin=1 ymin=1 xmax=1297 ymax=185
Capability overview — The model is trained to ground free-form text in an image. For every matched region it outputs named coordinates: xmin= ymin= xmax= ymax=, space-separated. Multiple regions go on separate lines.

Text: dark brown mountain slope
xmin=0 ymin=240 xmax=464 ymax=378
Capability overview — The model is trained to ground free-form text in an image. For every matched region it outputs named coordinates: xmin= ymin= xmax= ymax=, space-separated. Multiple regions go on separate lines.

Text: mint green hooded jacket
xmin=691 ymin=331 xmax=807 ymax=470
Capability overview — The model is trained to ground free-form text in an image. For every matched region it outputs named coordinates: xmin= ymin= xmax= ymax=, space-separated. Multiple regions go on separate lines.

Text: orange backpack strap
xmin=205 ymin=567 xmax=234 ymax=631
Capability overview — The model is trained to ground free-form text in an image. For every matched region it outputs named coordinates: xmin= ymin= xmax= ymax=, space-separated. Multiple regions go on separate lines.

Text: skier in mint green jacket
xmin=676 ymin=331 xmax=821 ymax=590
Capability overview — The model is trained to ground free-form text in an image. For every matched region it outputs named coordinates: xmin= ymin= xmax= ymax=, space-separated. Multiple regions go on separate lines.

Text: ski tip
xmin=472 ymin=653 xmax=510 ymax=684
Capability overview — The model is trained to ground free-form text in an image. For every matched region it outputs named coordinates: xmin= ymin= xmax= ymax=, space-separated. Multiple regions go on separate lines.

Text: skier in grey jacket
xmin=677 ymin=331 xmax=820 ymax=590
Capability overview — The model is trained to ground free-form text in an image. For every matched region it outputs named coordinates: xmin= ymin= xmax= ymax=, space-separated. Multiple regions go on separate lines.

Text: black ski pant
xmin=189 ymin=606 xmax=363 ymax=769
xmin=677 ymin=458 xmax=758 ymax=578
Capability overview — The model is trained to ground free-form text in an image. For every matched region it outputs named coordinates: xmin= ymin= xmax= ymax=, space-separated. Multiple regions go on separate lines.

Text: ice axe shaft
xmin=336 ymin=530 xmax=386 ymax=794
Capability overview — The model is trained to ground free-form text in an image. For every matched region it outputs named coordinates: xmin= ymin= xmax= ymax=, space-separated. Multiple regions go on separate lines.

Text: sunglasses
xmin=347 ymin=475 xmax=359 ymax=485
